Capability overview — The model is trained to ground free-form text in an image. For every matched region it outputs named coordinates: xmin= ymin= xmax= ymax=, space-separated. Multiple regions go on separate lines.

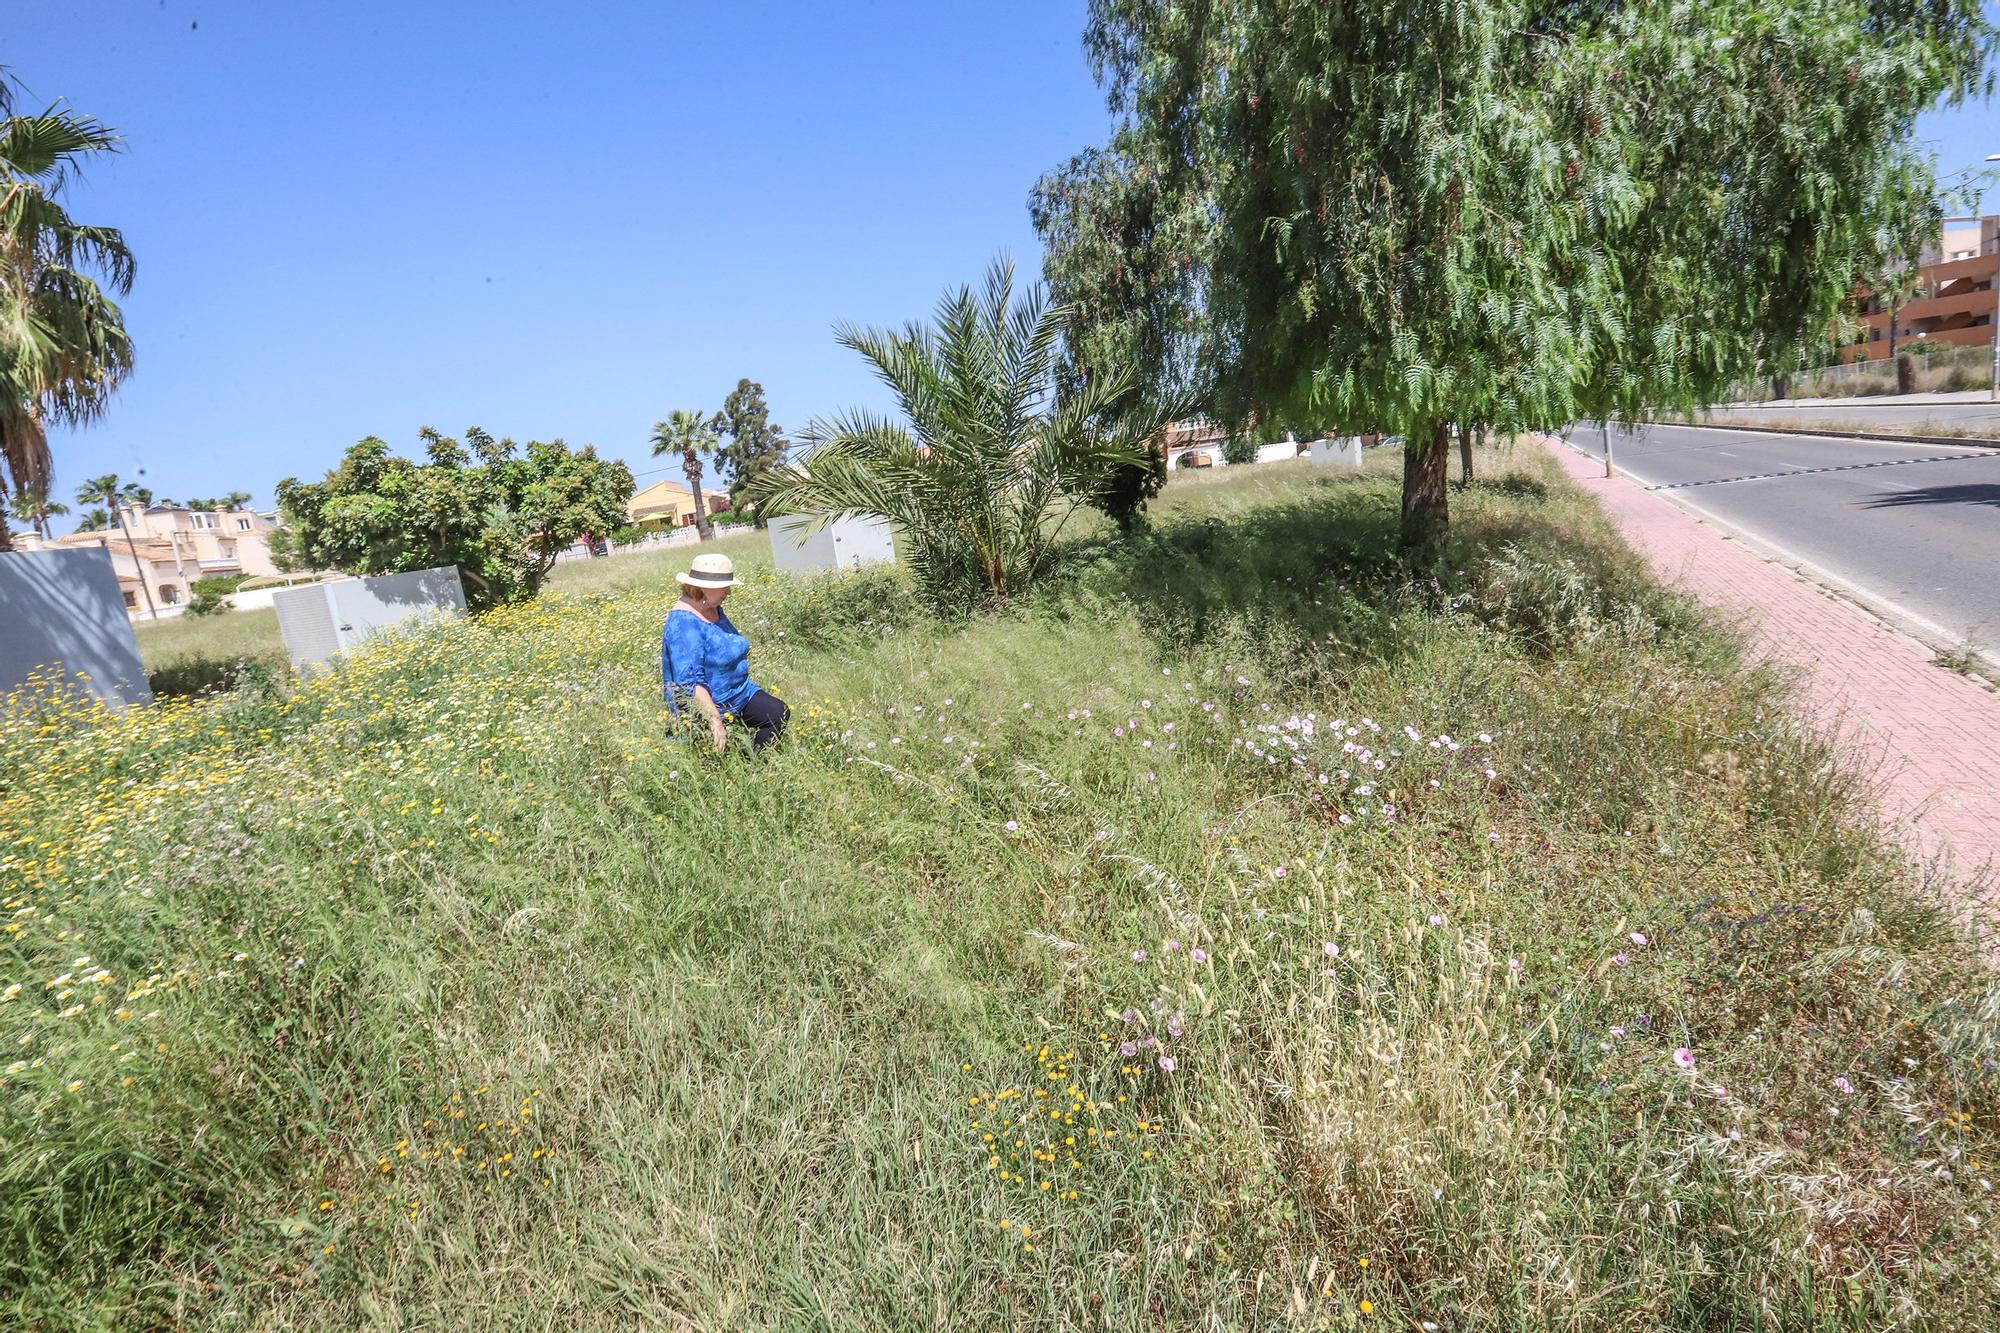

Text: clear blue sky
xmin=10 ymin=1 xmax=1997 ymax=527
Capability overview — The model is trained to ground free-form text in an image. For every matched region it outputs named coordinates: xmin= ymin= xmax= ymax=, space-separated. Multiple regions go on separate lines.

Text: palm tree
xmin=72 ymin=504 xmax=106 ymax=532
xmin=649 ymin=408 xmax=718 ymax=542
xmin=5 ymin=485 xmax=65 ymax=538
xmin=748 ymin=256 xmax=1178 ymax=609
xmin=0 ymin=70 xmax=135 ymax=552
xmin=75 ymin=470 xmax=154 ymax=618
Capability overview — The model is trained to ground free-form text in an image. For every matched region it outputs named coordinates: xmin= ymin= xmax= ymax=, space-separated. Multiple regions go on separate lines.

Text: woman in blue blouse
xmin=661 ymin=553 xmax=790 ymax=751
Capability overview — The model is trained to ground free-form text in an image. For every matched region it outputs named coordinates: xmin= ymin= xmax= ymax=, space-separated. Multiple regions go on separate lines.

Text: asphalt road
xmin=1716 ymin=400 xmax=2000 ymax=431
xmin=1567 ymin=423 xmax=2000 ymax=648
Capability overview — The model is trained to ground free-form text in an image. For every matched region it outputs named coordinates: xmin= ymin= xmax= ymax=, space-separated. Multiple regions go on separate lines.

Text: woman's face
xmin=685 ymin=584 xmax=729 ymax=608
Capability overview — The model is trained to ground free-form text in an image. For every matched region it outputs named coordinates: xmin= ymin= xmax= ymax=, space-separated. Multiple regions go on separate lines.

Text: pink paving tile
xmin=1537 ymin=434 xmax=2000 ymax=878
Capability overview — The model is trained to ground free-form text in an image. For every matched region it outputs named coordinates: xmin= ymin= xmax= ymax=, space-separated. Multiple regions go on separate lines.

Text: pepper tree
xmin=1053 ymin=0 xmax=1993 ymax=545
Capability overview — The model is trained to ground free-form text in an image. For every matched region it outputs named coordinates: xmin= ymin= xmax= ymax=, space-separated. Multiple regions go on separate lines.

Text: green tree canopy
xmin=184 ymin=491 xmax=253 ymax=512
xmin=708 ymin=379 xmax=789 ymax=519
xmin=273 ymin=427 xmax=633 ymax=611
xmin=0 ymin=70 xmax=134 ymax=551
xmin=1054 ymin=0 xmax=1995 ymax=544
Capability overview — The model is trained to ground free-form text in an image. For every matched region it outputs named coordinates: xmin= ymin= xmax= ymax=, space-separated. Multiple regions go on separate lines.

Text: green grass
xmin=5 ymin=448 xmax=1997 ymax=1329
xmin=132 ymin=605 xmax=288 ymax=696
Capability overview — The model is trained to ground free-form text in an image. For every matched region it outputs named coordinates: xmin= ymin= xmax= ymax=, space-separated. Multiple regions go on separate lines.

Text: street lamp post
xmin=1988 ymin=154 xmax=1999 ymax=401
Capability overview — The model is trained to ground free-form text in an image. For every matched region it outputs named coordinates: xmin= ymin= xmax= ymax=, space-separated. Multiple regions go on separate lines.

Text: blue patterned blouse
xmin=662 ymin=606 xmax=760 ymax=717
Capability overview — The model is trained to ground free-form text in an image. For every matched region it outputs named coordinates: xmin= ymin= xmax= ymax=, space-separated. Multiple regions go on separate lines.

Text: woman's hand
xmin=693 ymin=685 xmax=729 ymax=755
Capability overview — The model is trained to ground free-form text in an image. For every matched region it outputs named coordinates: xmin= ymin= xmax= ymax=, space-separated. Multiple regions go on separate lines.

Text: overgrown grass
xmin=5 ymin=449 xmax=1996 ymax=1329
xmin=129 ymin=534 xmax=776 ymax=697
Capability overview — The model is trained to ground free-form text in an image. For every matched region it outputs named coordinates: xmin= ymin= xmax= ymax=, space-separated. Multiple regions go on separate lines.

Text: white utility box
xmin=767 ymin=513 xmax=897 ymax=576
xmin=272 ymin=565 xmax=467 ymax=671
xmin=1310 ymin=436 xmax=1365 ymax=468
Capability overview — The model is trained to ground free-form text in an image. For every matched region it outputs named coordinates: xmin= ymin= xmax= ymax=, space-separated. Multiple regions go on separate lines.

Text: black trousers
xmin=732 ymin=689 xmax=790 ymax=750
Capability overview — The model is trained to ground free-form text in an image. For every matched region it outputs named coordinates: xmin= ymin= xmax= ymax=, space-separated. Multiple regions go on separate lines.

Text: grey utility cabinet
xmin=271 ymin=566 xmax=467 ymax=671
xmin=0 ymin=545 xmax=153 ymax=707
xmin=767 ymin=513 xmax=896 ymax=576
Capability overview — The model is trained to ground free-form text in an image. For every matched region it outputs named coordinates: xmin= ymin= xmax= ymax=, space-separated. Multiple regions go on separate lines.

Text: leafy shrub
xmin=730 ymin=563 xmax=929 ymax=647
xmin=1221 ymin=434 xmax=1259 ymax=465
xmin=273 ymin=427 xmax=634 ymax=611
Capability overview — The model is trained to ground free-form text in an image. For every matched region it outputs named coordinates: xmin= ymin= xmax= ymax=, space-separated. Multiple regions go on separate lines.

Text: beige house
xmin=628 ymin=478 xmax=730 ymax=529
xmin=21 ymin=503 xmax=283 ymax=618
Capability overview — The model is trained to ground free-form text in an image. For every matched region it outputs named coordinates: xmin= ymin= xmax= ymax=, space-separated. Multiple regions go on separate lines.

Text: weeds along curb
xmin=1666 ymin=418 xmax=2000 ymax=449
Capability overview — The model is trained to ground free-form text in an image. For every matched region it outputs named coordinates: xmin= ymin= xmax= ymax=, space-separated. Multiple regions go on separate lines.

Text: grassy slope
xmin=4 ymin=449 xmax=1997 ymax=1330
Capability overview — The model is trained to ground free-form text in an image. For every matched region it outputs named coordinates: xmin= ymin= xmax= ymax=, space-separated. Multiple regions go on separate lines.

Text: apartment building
xmin=20 ymin=502 xmax=282 ymax=618
xmin=1847 ymin=213 xmax=1998 ymax=360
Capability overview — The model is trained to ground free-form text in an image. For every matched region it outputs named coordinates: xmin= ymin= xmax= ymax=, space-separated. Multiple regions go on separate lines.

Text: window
xmin=236 ymin=517 xmax=253 ymax=530
xmin=122 ymin=590 xmax=137 ymax=608
xmin=190 ymin=512 xmax=216 ymax=530
xmin=159 ymin=584 xmax=179 ymax=604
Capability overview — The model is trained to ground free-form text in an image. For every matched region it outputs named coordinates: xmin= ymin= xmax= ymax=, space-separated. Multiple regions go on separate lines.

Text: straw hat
xmin=678 ymin=552 xmax=742 ymax=588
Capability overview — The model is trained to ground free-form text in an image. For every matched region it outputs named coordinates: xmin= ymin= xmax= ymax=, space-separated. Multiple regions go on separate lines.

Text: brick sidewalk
xmin=1538 ymin=434 xmax=2000 ymax=878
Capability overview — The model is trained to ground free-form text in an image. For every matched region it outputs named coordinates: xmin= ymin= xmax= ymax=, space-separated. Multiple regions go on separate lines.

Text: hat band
xmin=684 ymin=572 xmax=736 ymax=586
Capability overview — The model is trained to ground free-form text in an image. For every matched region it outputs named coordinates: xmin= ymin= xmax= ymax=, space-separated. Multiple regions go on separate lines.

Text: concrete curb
xmin=1663 ymin=419 xmax=2000 ymax=450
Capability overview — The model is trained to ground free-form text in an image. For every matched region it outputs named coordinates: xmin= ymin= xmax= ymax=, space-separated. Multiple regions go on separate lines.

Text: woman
xmin=662 ymin=552 xmax=789 ymax=751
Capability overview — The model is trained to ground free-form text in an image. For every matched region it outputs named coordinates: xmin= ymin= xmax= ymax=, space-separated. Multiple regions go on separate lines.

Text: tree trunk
xmin=1457 ymin=423 xmax=1474 ymax=483
xmin=0 ymin=512 xmax=13 ymax=553
xmin=685 ymin=450 xmax=713 ymax=542
xmin=1400 ymin=420 xmax=1451 ymax=549
xmin=115 ymin=503 xmax=159 ymax=620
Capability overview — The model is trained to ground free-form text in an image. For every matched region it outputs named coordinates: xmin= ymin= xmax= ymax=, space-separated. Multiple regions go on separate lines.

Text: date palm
xmin=649 ymin=408 xmax=718 ymax=541
xmin=75 ymin=471 xmax=154 ymax=618
xmin=4 ymin=485 xmax=65 ymax=538
xmin=748 ymin=256 xmax=1178 ymax=610
xmin=0 ymin=70 xmax=135 ymax=551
